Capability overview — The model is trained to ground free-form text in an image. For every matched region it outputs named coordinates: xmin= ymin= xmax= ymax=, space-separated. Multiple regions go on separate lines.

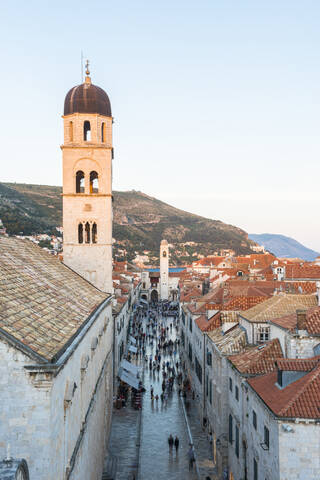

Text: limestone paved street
xmin=185 ymin=400 xmax=217 ymax=479
xmin=108 ymin=401 xmax=140 ymax=479
xmin=108 ymin=310 xmax=218 ymax=480
xmin=138 ymin=321 xmax=198 ymax=480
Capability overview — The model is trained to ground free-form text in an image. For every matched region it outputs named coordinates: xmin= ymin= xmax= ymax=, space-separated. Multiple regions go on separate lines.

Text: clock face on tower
xmin=163 ymin=251 xmax=167 ymax=257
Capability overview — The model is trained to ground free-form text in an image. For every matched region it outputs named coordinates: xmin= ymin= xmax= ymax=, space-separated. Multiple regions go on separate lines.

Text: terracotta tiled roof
xmin=222 ymin=295 xmax=268 ymax=311
xmin=116 ymin=296 xmax=127 ymax=304
xmin=228 ymin=339 xmax=283 ymax=375
xmin=248 ymin=362 xmax=320 ymax=419
xmin=112 ymin=274 xmax=123 ymax=281
xmin=270 ymin=306 xmax=320 ymax=335
xmin=307 ymin=307 xmax=320 ymax=334
xmin=285 ymin=264 xmax=320 ymax=280
xmin=207 ymin=325 xmax=247 ymax=355
xmin=240 ymin=293 xmax=317 ymax=323
xmin=276 ymin=357 xmax=320 ymax=372
xmin=193 ymin=257 xmax=226 ymax=267
xmin=180 ymin=288 xmax=203 ymax=302
xmin=235 ymin=254 xmax=276 ymax=269
xmin=269 ymin=312 xmax=297 ymax=332
xmin=0 ymin=237 xmax=108 ymax=362
xmin=113 ymin=261 xmax=127 ymax=272
xmin=195 ymin=313 xmax=221 ymax=332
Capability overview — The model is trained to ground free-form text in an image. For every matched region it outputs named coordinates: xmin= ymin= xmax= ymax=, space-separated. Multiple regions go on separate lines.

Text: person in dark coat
xmin=168 ymin=434 xmax=174 ymax=450
xmin=174 ymin=436 xmax=179 ymax=453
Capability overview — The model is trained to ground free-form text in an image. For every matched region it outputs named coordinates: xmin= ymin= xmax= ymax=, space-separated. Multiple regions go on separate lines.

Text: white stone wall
xmin=192 ymin=321 xmax=204 ymax=401
xmin=239 ymin=316 xmax=254 ymax=343
xmin=241 ymin=384 xmax=280 ymax=480
xmin=243 ymin=382 xmax=320 ymax=480
xmin=270 ymin=323 xmax=320 ymax=359
xmin=0 ymin=343 xmax=51 ymax=478
xmin=0 ymin=302 xmax=113 ymax=480
xmin=270 ymin=324 xmax=287 ymax=355
xmin=204 ymin=338 xmax=229 ymax=475
xmin=114 ymin=300 xmax=131 ymax=376
xmin=239 ymin=316 xmax=270 ymax=345
xmin=286 ymin=334 xmax=320 ymax=359
xmin=278 ymin=421 xmax=320 ymax=479
xmin=49 ymin=302 xmax=113 ymax=480
xmin=227 ymin=366 xmax=248 ymax=480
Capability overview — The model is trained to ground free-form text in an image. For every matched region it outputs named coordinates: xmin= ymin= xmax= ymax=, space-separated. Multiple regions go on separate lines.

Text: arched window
xmin=69 ymin=121 xmax=73 ymax=142
xmin=92 ymin=223 xmax=97 ymax=243
xmin=90 ymin=171 xmax=99 ymax=193
xmin=85 ymin=222 xmax=90 ymax=243
xmin=78 ymin=223 xmax=83 ymax=243
xmin=76 ymin=171 xmax=85 ymax=193
xmin=84 ymin=121 xmax=91 ymax=141
xmin=101 ymin=122 xmax=106 ymax=142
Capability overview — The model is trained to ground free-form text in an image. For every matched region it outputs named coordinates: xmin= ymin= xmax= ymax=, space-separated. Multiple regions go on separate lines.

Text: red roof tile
xmin=248 ymin=361 xmax=320 ymax=419
xmin=228 ymin=339 xmax=283 ymax=375
xmin=271 ymin=306 xmax=320 ymax=335
xmin=277 ymin=357 xmax=320 ymax=372
xmin=195 ymin=313 xmax=221 ymax=332
xmin=285 ymin=264 xmax=320 ymax=280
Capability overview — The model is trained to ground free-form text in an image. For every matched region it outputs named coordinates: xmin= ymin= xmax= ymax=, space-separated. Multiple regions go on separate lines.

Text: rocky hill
xmin=0 ymin=182 xmax=254 ymax=263
xmin=249 ymin=233 xmax=320 ymax=262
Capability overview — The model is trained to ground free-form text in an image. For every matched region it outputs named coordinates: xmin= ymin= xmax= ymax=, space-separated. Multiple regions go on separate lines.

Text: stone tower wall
xmin=62 ymin=112 xmax=113 ymax=293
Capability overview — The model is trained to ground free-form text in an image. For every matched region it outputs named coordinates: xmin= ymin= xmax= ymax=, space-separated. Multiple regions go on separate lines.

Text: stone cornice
xmin=61 ymin=145 xmax=112 ymax=150
xmin=62 ymin=193 xmax=112 ymax=197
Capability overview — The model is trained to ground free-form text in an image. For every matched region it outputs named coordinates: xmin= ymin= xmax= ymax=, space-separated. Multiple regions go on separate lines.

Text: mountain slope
xmin=249 ymin=233 xmax=319 ymax=262
xmin=0 ymin=182 xmax=253 ymax=262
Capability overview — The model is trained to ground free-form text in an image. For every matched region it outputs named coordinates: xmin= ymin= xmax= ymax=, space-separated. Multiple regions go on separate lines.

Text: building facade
xmin=0 ymin=237 xmax=113 ymax=480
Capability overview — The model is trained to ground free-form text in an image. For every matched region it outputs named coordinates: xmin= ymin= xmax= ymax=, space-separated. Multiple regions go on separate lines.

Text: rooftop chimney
xmin=296 ymin=309 xmax=307 ymax=331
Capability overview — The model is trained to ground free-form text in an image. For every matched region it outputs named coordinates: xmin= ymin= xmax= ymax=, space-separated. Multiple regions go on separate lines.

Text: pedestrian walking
xmin=188 ymin=444 xmax=195 ymax=470
xmin=168 ymin=434 xmax=174 ymax=451
xmin=174 ymin=436 xmax=179 ymax=453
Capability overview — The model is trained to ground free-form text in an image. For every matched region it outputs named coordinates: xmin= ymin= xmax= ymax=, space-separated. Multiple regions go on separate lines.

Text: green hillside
xmin=0 ymin=182 xmax=253 ymax=263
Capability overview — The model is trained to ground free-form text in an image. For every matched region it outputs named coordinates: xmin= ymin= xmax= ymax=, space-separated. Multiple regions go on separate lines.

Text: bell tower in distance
xmin=160 ymin=239 xmax=169 ymax=300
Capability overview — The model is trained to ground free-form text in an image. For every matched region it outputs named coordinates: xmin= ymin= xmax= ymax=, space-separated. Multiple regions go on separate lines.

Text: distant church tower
xmin=61 ymin=62 xmax=113 ymax=293
xmin=160 ymin=239 xmax=169 ymax=300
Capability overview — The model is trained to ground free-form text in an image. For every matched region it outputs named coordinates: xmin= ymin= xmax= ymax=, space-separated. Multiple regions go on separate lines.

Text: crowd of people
xmin=117 ymin=299 xmax=214 ymax=477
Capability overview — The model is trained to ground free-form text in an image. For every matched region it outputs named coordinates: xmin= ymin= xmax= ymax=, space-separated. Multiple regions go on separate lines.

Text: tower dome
xmin=64 ymin=65 xmax=111 ymax=117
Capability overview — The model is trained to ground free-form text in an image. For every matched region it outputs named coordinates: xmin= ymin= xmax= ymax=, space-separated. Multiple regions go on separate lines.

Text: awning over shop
xmin=119 ymin=370 xmax=140 ymax=390
xmin=120 ymin=359 xmax=140 ymax=375
xmin=129 ymin=335 xmax=137 ymax=345
xmin=129 ymin=345 xmax=137 ymax=353
xmin=140 ymin=299 xmax=148 ymax=305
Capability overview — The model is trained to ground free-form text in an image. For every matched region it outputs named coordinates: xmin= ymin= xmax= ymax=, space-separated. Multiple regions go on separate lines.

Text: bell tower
xmin=160 ymin=239 xmax=169 ymax=300
xmin=61 ymin=62 xmax=113 ymax=293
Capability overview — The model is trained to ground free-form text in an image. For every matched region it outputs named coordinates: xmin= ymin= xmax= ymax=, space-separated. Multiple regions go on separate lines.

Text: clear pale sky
xmin=1 ymin=1 xmax=320 ymax=251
